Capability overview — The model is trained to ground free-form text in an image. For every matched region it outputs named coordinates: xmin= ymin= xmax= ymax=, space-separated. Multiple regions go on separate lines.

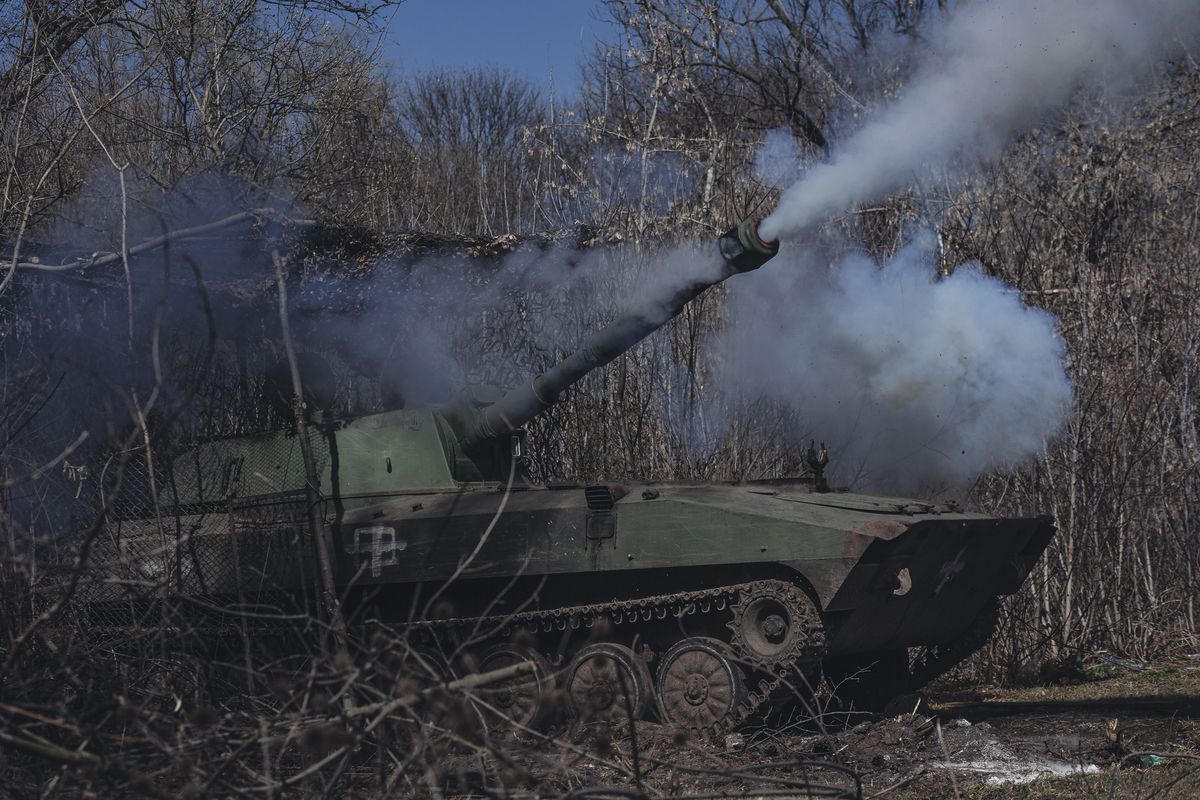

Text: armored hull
xmin=82 ymin=406 xmax=1052 ymax=728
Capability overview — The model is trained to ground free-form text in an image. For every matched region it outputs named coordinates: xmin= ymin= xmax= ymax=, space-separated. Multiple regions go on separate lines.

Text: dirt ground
xmin=457 ymin=658 xmax=1200 ymax=799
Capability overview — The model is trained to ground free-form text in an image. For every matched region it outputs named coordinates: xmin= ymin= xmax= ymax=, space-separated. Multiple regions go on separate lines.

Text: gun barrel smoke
xmin=715 ymin=238 xmax=1073 ymax=491
xmin=717 ymin=0 xmax=1200 ymax=489
xmin=758 ymin=0 xmax=1197 ymax=241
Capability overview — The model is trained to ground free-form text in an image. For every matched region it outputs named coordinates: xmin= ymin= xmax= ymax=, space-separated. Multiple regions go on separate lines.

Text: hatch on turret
xmin=331 ymin=409 xmax=458 ymax=492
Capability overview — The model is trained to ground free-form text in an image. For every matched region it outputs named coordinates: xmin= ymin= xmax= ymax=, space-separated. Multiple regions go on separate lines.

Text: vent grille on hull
xmin=584 ymin=485 xmax=614 ymax=511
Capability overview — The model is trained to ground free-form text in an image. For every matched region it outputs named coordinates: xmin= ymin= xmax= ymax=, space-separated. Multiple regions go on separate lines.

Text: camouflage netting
xmin=59 ymin=430 xmax=327 ymax=631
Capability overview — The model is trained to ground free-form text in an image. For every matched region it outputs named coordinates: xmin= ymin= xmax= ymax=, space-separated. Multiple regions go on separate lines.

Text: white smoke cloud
xmin=718 ymin=0 xmax=1199 ymax=491
xmin=715 ymin=236 xmax=1073 ymax=491
xmin=753 ymin=128 xmax=804 ymax=190
xmin=758 ymin=0 xmax=1198 ymax=240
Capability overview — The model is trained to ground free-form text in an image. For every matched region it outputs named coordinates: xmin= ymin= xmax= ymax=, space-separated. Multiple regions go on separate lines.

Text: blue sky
xmin=378 ymin=1 xmax=609 ymax=97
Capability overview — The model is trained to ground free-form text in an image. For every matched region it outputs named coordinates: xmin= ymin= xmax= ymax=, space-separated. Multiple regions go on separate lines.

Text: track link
xmin=402 ymin=580 xmax=826 ymax=728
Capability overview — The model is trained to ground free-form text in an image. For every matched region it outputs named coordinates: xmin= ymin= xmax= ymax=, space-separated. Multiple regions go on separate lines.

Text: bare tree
xmin=395 ymin=67 xmax=545 ymax=235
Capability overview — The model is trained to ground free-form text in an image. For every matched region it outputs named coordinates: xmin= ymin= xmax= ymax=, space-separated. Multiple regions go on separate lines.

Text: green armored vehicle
xmin=84 ymin=220 xmax=1053 ymax=730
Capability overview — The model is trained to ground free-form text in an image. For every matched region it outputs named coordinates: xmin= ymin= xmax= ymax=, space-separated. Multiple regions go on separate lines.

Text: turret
xmin=447 ymin=218 xmax=779 ymax=454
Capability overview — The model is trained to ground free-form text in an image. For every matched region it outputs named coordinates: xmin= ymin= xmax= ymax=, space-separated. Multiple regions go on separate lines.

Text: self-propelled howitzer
xmin=76 ymin=219 xmax=1054 ymax=731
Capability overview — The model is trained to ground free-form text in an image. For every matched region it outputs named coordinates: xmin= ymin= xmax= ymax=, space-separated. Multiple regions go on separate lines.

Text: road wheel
xmin=655 ymin=637 xmax=746 ymax=732
xmin=473 ymin=644 xmax=555 ymax=728
xmin=566 ymin=643 xmax=653 ymax=724
xmin=406 ymin=645 xmax=451 ymax=688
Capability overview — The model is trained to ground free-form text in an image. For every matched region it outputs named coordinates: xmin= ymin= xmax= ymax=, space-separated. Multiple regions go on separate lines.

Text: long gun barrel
xmin=457 ymin=219 xmax=779 ymax=451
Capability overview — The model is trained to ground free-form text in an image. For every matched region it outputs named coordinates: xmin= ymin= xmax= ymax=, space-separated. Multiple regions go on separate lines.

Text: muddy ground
xmin=441 ymin=659 xmax=1200 ymax=798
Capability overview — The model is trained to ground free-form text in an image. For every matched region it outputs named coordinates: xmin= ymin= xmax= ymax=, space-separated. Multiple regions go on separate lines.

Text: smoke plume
xmin=758 ymin=0 xmax=1198 ymax=241
xmin=715 ymin=0 xmax=1200 ymax=491
xmin=715 ymin=236 xmax=1072 ymax=491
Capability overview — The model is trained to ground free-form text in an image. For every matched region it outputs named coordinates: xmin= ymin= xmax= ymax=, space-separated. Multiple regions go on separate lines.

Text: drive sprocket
xmin=727 ymin=579 xmax=825 ymax=670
